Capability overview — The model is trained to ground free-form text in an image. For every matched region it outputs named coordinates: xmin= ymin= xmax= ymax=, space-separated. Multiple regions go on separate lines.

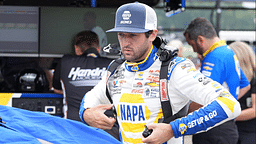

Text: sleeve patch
xmin=179 ymin=123 xmax=187 ymax=134
xmin=202 ymin=70 xmax=211 ymax=77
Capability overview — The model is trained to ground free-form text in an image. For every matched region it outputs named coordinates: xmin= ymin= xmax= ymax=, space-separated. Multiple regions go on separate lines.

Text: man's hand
xmin=83 ymin=104 xmax=116 ymax=130
xmin=141 ymin=123 xmax=174 ymax=144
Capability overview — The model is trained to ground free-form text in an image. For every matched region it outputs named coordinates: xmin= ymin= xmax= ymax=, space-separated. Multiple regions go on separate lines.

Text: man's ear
xmin=74 ymin=45 xmax=79 ymax=53
xmin=150 ymin=30 xmax=158 ymax=42
xmin=74 ymin=45 xmax=82 ymax=56
xmin=197 ymin=35 xmax=204 ymax=46
xmin=96 ymin=45 xmax=101 ymax=53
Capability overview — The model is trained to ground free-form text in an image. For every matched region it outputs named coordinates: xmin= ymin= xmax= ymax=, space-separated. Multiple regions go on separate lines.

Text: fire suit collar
xmin=203 ymin=40 xmax=227 ymax=57
xmin=125 ymin=45 xmax=158 ymax=72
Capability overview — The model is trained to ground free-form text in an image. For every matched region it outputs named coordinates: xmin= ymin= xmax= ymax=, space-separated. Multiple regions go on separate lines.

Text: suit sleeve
xmin=169 ymin=59 xmax=241 ymax=138
xmin=79 ymin=72 xmax=111 ymax=123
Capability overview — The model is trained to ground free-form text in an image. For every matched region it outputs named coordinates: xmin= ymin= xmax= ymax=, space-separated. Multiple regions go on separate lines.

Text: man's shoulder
xmin=206 ymin=46 xmax=233 ymax=62
xmin=167 ymin=57 xmax=196 ymax=80
xmin=61 ymin=54 xmax=80 ymax=61
xmin=95 ymin=56 xmax=113 ymax=65
xmin=62 ymin=54 xmax=74 ymax=58
xmin=211 ymin=45 xmax=234 ymax=57
xmin=168 ymin=57 xmax=188 ymax=72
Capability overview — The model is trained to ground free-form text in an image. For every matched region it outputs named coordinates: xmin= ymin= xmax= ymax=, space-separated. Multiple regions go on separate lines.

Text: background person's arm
xmin=237 ymin=84 xmax=250 ymax=100
xmin=236 ymin=93 xmax=256 ymax=121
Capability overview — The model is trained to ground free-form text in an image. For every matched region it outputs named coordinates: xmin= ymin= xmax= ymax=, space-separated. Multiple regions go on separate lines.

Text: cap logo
xmin=120 ymin=11 xmax=132 ymax=24
xmin=106 ymin=2 xmax=157 ymax=33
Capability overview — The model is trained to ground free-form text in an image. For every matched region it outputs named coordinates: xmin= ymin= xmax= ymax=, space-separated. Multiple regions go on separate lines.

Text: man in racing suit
xmin=79 ymin=2 xmax=242 ymax=144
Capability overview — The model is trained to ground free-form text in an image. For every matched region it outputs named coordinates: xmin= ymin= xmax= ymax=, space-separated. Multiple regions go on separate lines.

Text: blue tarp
xmin=0 ymin=105 xmax=121 ymax=144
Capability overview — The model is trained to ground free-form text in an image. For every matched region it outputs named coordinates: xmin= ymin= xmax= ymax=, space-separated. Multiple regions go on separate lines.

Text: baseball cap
xmin=106 ymin=2 xmax=157 ymax=33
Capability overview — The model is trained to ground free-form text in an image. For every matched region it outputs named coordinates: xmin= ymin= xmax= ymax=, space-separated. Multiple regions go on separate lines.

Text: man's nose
xmin=121 ymin=37 xmax=132 ymax=46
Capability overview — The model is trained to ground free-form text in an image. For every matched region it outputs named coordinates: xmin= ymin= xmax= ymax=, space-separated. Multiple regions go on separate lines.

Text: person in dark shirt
xmin=229 ymin=41 xmax=256 ymax=144
xmin=52 ymin=30 xmax=119 ymax=140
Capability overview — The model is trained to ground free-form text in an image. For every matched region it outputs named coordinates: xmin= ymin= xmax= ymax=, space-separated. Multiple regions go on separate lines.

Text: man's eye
xmin=118 ymin=33 xmax=124 ymax=36
xmin=118 ymin=33 xmax=136 ymax=38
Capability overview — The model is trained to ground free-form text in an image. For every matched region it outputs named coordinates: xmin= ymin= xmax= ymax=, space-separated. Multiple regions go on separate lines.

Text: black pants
xmin=237 ymin=131 xmax=256 ymax=144
xmin=104 ymin=110 xmax=120 ymax=141
xmin=193 ymin=120 xmax=238 ymax=144
xmin=104 ymin=122 xmax=120 ymax=141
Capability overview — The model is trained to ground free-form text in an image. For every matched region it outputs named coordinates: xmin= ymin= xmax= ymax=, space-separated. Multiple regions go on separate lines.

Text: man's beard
xmin=196 ymin=42 xmax=204 ymax=56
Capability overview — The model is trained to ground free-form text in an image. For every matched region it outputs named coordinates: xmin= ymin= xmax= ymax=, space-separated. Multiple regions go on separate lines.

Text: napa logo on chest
xmin=116 ymin=93 xmax=151 ymax=132
xmin=119 ymin=103 xmax=145 ymax=122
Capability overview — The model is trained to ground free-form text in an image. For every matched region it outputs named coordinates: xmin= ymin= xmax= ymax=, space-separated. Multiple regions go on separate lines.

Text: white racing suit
xmin=80 ymin=45 xmax=241 ymax=144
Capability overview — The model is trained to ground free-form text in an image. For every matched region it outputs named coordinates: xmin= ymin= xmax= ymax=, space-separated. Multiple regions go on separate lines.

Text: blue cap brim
xmin=106 ymin=27 xmax=150 ymax=33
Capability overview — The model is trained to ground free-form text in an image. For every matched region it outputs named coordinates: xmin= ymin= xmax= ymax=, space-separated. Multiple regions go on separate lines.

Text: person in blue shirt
xmin=184 ymin=17 xmax=250 ymax=144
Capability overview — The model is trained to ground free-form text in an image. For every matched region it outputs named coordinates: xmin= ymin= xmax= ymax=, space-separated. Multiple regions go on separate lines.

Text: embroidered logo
xmin=120 ymin=11 xmax=132 ymax=24
xmin=160 ymin=79 xmax=168 ymax=101
xmin=179 ymin=123 xmax=187 ymax=135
